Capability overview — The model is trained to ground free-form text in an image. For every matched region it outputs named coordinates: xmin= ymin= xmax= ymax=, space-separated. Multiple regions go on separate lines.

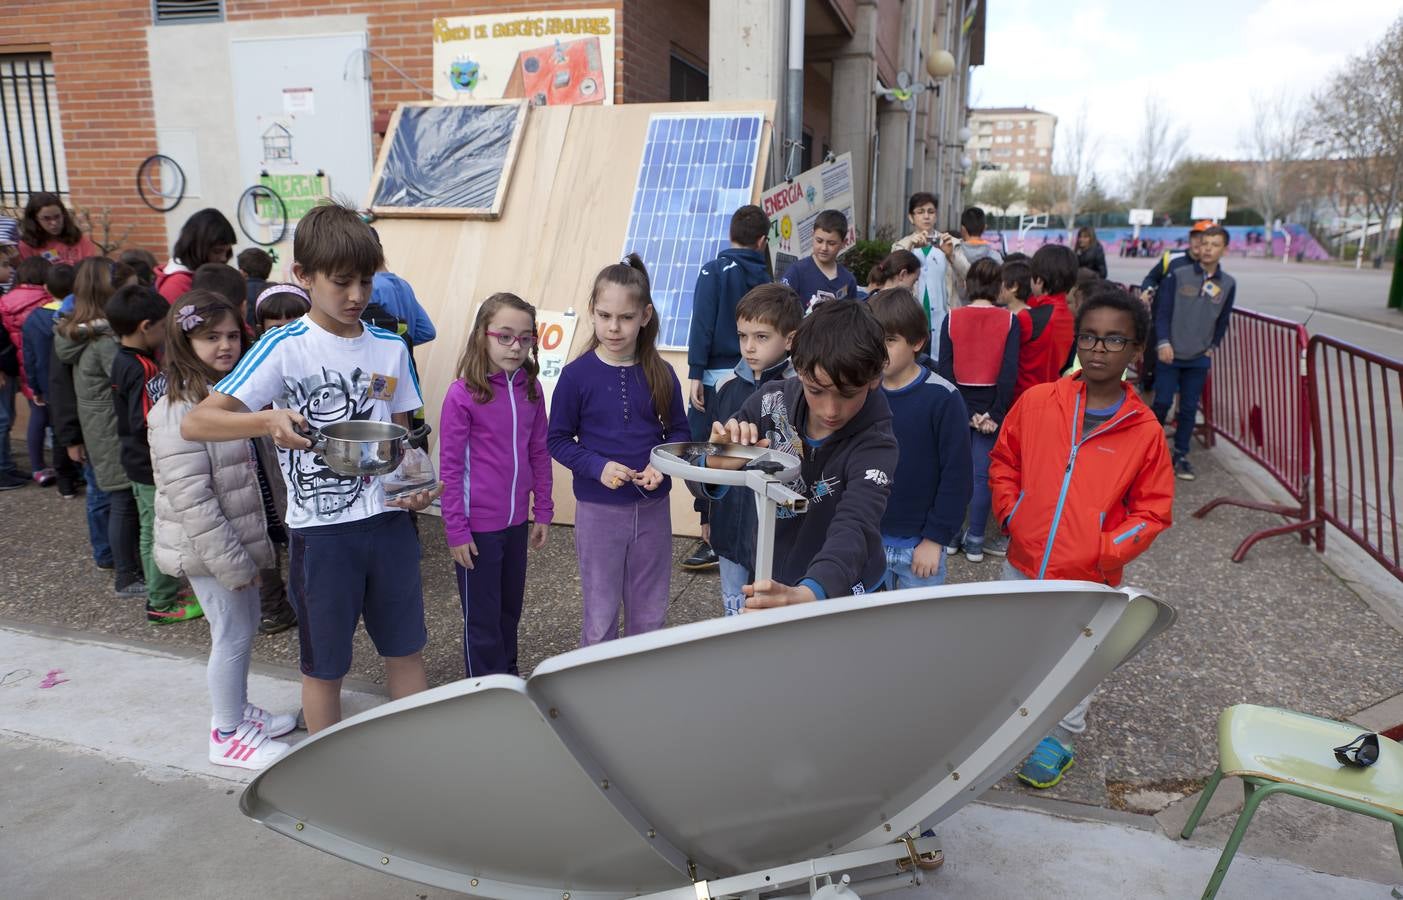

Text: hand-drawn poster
xmin=431 ymin=9 xmax=615 ymax=106
xmin=759 ymin=153 xmax=857 ymax=275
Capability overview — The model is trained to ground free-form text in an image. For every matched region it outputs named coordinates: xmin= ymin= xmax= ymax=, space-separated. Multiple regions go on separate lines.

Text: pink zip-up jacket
xmin=439 ymin=370 xmax=554 ymax=547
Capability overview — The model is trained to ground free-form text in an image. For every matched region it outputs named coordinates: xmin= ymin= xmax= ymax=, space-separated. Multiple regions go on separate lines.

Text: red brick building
xmin=0 ymin=1 xmax=982 ymax=256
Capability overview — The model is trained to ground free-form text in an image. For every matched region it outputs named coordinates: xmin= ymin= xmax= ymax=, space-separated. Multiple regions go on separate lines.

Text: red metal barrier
xmin=1192 ymin=308 xmax=1312 ymax=561
xmin=1303 ymin=335 xmax=1402 ymax=581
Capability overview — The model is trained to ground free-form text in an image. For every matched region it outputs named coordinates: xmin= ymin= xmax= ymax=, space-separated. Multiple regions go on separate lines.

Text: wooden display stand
xmin=369 ymin=100 xmax=774 ymax=534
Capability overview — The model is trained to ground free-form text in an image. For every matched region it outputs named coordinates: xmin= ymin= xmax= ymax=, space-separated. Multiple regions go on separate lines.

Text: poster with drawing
xmin=759 ymin=153 xmax=857 ymax=275
xmin=431 ymin=9 xmax=615 ymax=105
xmin=534 ymin=309 xmax=578 ymax=409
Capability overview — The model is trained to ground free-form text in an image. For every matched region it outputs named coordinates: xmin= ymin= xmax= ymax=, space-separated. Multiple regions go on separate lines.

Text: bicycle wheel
xmin=237 ymin=184 xmax=287 ymax=247
xmin=136 ymin=154 xmax=185 ymax=212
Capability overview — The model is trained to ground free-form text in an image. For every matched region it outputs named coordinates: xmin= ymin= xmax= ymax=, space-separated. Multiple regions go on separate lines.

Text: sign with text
xmin=759 ymin=153 xmax=856 ymax=274
xmin=431 ymin=9 xmax=615 ymax=106
xmin=259 ymin=172 xmax=330 ymax=222
xmin=535 ymin=308 xmax=579 ymax=408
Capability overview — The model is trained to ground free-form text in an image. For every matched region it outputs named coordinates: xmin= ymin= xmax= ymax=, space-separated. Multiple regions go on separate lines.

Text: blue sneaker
xmin=1017 ymin=736 xmax=1075 ymax=788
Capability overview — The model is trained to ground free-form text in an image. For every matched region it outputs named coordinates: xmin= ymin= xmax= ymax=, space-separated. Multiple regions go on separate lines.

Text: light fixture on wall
xmin=927 ymin=45 xmax=956 ymax=79
xmin=957 ymin=125 xmax=973 ymax=143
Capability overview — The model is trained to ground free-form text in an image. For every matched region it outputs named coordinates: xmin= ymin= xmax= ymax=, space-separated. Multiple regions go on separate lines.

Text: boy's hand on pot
xmin=266 ymin=408 xmax=312 ymax=449
xmin=450 ymin=541 xmax=478 ymax=570
xmin=529 ymin=523 xmax=549 ymax=550
xmin=912 ymin=539 xmax=944 ymax=579
xmin=388 ymin=482 xmax=443 ymax=511
xmin=713 ymin=419 xmax=768 ymax=447
xmin=742 ymin=579 xmax=817 ymax=610
xmin=632 ymin=464 xmax=663 ymax=491
xmin=600 ymin=461 xmax=635 ymax=489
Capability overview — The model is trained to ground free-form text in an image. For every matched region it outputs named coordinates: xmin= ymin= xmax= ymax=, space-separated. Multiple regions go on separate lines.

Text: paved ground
xmin=2 ymin=624 xmax=1393 ymax=899
xmin=1105 ymin=255 xmax=1403 ymax=357
xmin=4 ymin=433 xmax=1402 ymax=817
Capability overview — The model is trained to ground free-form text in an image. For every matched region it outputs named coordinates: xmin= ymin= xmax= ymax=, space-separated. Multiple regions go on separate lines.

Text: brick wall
xmin=0 ymin=1 xmax=166 ymax=255
xmin=617 ymin=0 xmax=708 ymax=103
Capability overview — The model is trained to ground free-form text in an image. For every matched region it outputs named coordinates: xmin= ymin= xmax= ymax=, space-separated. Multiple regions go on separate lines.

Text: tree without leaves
xmin=1311 ymin=16 xmax=1403 ymax=265
xmin=1241 ymin=92 xmax=1310 ymax=255
xmin=1125 ymin=95 xmax=1187 ymax=210
xmin=1023 ymin=174 xmax=1062 ymax=215
xmin=1053 ymin=103 xmax=1101 ymax=233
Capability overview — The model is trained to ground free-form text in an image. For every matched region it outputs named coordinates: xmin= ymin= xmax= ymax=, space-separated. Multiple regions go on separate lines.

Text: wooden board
xmin=367 ymin=100 xmax=529 ymax=219
xmin=373 ymin=101 xmax=776 ymax=534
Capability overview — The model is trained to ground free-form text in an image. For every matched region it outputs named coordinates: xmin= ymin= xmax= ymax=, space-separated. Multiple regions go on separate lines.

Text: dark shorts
xmin=289 ymin=511 xmax=427 ymax=680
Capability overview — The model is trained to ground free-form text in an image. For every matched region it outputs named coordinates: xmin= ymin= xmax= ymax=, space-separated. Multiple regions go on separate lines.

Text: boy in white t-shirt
xmin=182 ymin=203 xmax=442 ymax=734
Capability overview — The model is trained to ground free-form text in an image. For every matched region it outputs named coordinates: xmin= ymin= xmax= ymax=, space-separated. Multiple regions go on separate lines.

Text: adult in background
xmin=17 ymin=193 xmax=99 ymax=267
xmin=1075 ymin=227 xmax=1107 ymax=278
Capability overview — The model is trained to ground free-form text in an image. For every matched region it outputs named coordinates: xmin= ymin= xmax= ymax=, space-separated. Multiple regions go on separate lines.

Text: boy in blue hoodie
xmin=698 ymin=283 xmax=802 ymax=615
xmin=683 ymin=204 xmax=772 ymax=569
xmin=868 ymin=287 xmax=972 ymax=588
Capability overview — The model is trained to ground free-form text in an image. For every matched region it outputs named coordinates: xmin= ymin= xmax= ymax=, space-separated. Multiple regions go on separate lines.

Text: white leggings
xmin=189 ymin=575 xmax=260 ymax=731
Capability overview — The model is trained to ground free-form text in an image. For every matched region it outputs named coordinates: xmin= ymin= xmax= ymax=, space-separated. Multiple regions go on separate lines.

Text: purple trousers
xmin=574 ymin=496 xmax=672 ymax=646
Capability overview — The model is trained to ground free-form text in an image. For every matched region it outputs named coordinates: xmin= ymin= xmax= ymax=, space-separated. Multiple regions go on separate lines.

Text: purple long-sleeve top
xmin=439 ymin=370 xmax=554 ymax=547
xmin=546 ymin=349 xmax=689 ymax=506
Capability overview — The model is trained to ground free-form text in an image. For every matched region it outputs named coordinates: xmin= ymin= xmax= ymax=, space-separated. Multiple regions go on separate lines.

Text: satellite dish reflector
xmin=243 ymin=582 xmax=1174 ymax=897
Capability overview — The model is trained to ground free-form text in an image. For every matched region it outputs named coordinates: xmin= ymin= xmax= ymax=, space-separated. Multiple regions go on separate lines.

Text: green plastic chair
xmin=1181 ymin=704 xmax=1403 ymax=899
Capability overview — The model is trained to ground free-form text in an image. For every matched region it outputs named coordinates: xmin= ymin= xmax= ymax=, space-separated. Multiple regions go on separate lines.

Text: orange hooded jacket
xmin=989 ymin=375 xmax=1174 ymax=585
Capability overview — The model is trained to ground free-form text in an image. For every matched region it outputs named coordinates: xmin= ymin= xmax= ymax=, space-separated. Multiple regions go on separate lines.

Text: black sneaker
xmin=1174 ymin=456 xmax=1196 ymax=481
xmin=0 ymin=471 xmax=28 ymax=491
xmin=259 ymin=608 xmax=299 ymax=635
xmin=680 ymin=540 xmax=720 ymax=571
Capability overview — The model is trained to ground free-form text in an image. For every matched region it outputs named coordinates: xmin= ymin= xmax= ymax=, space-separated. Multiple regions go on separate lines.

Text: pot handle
xmin=406 ymin=422 xmax=432 ymax=451
xmin=294 ymin=422 xmax=325 ymax=454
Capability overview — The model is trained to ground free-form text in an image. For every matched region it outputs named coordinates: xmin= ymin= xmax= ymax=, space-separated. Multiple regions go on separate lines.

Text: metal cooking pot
xmin=302 ymin=421 xmax=430 ymax=478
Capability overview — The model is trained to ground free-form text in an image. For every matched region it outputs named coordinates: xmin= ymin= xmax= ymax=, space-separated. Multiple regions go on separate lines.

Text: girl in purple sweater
xmin=548 ymin=255 xmax=689 ymax=646
xmin=440 ymin=293 xmax=553 ymax=676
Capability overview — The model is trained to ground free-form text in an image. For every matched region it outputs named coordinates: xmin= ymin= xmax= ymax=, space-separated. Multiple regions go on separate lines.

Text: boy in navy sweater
xmin=779 ymin=209 xmax=858 ymax=312
xmin=683 ymin=205 xmax=772 ymax=571
xmin=699 ymin=283 xmax=802 ymax=615
xmin=714 ymin=299 xmax=897 ymax=607
xmin=868 ymin=288 xmax=972 ymax=588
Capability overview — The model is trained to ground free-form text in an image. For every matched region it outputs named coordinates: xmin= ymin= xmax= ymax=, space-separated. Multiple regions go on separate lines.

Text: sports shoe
xmin=240 ymin=702 xmax=298 ymax=738
xmin=983 ymin=533 xmax=1009 ymax=558
xmin=208 ymin=721 xmax=290 ymax=770
xmin=33 ymin=468 xmax=56 ymax=487
xmin=147 ymin=598 xmax=204 ymax=625
xmin=115 ymin=579 xmax=147 ymax=598
xmin=962 ymin=536 xmax=985 ymax=563
xmin=944 ymin=528 xmax=965 ymax=556
xmin=0 ymin=471 xmax=28 ymax=491
xmin=1174 ymin=456 xmax=1196 ymax=481
xmin=1017 ymin=735 xmax=1075 ymax=789
xmin=680 ymin=540 xmax=719 ymax=571
xmin=258 ymin=607 xmax=298 ymax=635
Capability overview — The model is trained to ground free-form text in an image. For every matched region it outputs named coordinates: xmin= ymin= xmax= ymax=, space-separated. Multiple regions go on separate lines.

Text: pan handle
xmin=406 ymin=422 xmax=432 ymax=451
xmin=293 ymin=422 xmax=325 ymax=455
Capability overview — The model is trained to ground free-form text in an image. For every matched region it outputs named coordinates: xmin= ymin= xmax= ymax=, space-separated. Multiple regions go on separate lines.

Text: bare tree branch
xmin=1240 ymin=92 xmax=1310 ymax=255
xmin=1124 ymin=95 xmax=1187 ymax=210
xmin=1053 ymin=102 xmax=1101 ymax=234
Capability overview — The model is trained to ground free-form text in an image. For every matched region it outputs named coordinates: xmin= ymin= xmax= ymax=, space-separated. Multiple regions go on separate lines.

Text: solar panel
xmin=622 ymin=113 xmax=765 ymax=349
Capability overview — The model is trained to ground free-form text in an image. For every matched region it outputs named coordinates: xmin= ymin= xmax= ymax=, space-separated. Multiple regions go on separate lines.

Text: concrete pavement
xmin=2 ymin=622 xmax=1395 ymax=900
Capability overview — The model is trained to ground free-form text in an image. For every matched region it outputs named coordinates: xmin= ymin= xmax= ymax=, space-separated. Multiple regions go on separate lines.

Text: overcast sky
xmin=969 ymin=0 xmax=1399 ymax=179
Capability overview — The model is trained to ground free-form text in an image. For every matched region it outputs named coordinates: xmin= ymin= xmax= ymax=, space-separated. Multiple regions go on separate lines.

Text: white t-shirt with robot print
xmin=214 ymin=316 xmax=422 ymax=530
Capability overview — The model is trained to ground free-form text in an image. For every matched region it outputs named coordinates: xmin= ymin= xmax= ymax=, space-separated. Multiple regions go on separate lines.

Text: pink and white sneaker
xmin=242 ymin=702 xmax=298 ymax=738
xmin=209 ymin=721 xmax=289 ymax=770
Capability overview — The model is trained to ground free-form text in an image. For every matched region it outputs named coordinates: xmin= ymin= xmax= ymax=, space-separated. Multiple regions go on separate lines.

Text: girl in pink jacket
xmin=440 ymin=293 xmax=553 ymax=677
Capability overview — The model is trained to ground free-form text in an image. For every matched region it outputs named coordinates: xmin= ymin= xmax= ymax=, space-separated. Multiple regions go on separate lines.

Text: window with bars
xmin=153 ymin=0 xmax=225 ymax=24
xmin=0 ymin=53 xmax=67 ymax=208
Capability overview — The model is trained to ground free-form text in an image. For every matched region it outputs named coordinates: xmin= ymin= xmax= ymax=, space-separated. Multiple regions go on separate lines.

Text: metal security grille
xmin=0 ymin=53 xmax=67 ymax=207
xmin=153 ymin=0 xmax=224 ymax=24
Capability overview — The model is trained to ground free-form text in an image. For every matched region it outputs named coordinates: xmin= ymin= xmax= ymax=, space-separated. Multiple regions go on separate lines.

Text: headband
xmin=255 ymin=283 xmax=310 ymax=315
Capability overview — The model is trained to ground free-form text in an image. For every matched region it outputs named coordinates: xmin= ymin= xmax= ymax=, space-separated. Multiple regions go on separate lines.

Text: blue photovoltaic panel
xmin=622 ymin=113 xmax=765 ymax=349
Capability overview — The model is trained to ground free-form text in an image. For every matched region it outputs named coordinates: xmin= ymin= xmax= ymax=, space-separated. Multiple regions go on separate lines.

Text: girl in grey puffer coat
xmin=148 ymin=291 xmax=295 ymax=771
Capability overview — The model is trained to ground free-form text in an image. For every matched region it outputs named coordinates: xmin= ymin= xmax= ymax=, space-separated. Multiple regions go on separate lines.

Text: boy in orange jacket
xmin=989 ymin=283 xmax=1175 ymax=788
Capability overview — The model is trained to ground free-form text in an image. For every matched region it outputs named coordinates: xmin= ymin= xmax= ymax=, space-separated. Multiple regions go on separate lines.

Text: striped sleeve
xmin=215 ymin=320 xmax=308 ymax=409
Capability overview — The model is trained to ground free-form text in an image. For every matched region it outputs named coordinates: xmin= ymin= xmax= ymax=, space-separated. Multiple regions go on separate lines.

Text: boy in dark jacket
xmin=108 ymin=285 xmax=202 ymax=624
xmin=869 ymin=287 xmax=972 ymax=588
xmin=713 ymin=298 xmax=898 ymax=606
xmin=683 ymin=204 xmax=771 ymax=570
xmin=698 ymin=283 xmax=802 ymax=615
